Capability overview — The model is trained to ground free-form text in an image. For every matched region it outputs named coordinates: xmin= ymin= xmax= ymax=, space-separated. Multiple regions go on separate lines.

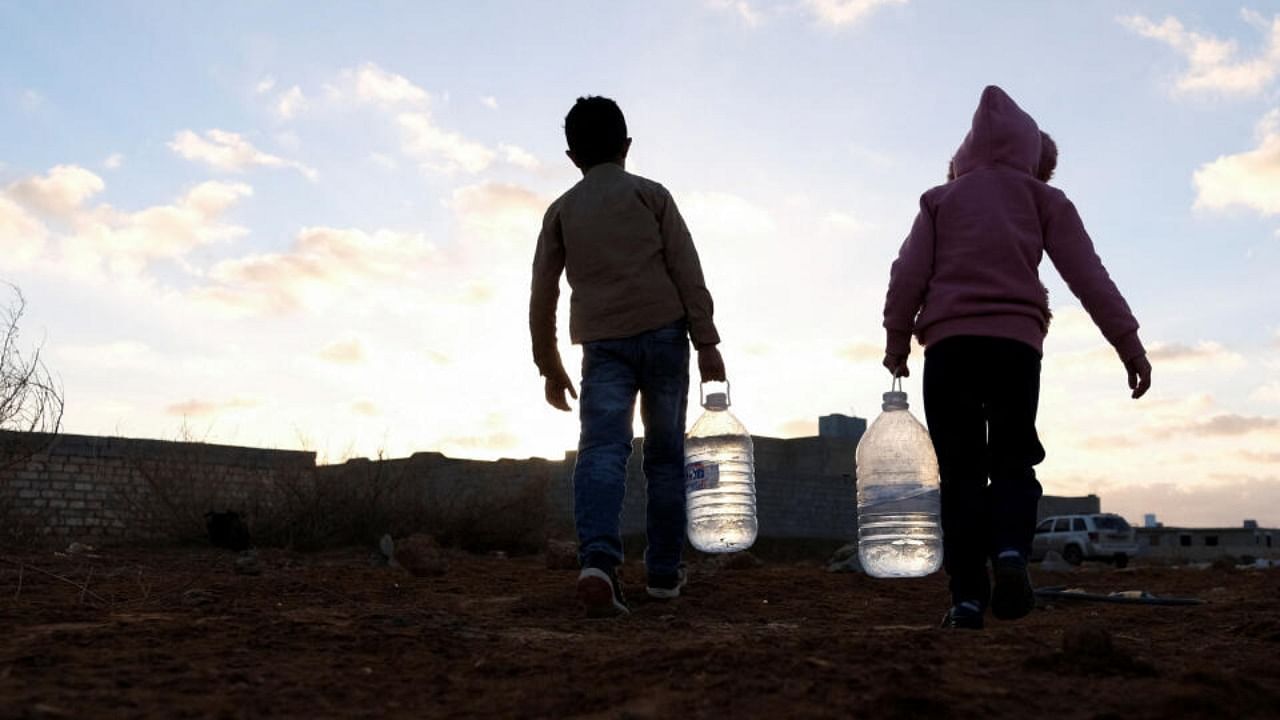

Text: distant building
xmin=1037 ymin=494 xmax=1100 ymax=522
xmin=818 ymin=414 xmax=867 ymax=443
xmin=1138 ymin=522 xmax=1278 ymax=562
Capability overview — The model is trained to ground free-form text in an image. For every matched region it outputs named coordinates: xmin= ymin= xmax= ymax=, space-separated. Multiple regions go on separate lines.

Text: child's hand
xmin=1125 ymin=354 xmax=1152 ymax=399
xmin=544 ymin=367 xmax=578 ymax=412
xmin=698 ymin=346 xmax=727 ymax=383
xmin=883 ymin=353 xmax=909 ymax=378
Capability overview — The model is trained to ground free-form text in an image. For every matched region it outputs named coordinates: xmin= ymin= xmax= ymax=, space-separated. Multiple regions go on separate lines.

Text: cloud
xmin=64 ymin=180 xmax=254 ymax=276
xmin=52 ymin=341 xmax=160 ymax=372
xmin=481 ymin=96 xmax=498 ymax=110
xmin=1193 ymin=108 xmax=1280 ymax=215
xmin=397 ymin=111 xmax=495 ymax=174
xmin=1242 ymin=450 xmax=1280 ymax=463
xmin=451 ymin=182 xmax=545 ymax=251
xmin=0 ymin=196 xmax=48 ymax=265
xmin=3 ymin=165 xmax=252 ymax=277
xmin=20 ymin=89 xmax=45 ymax=111
xmin=439 ymin=413 xmax=520 ymax=454
xmin=369 ymin=153 xmax=398 ymax=170
xmin=1253 ymin=380 xmax=1280 ymax=404
xmin=683 ymin=190 xmax=778 ymax=239
xmin=779 ymin=418 xmax=817 ymax=437
xmin=275 ymin=85 xmax=307 ymax=120
xmin=1146 ymin=340 xmax=1246 ymax=369
xmin=839 ymin=341 xmax=883 ymax=363
xmin=255 ymin=76 xmax=276 ymax=95
xmin=1172 ymin=413 xmax=1280 ymax=437
xmin=328 ymin=62 xmax=428 ymax=107
xmin=104 ymin=153 xmax=124 ymax=170
xmin=165 ymin=396 xmax=259 ymax=417
xmin=169 ymin=129 xmax=317 ymax=181
xmin=196 ymin=226 xmax=435 ymax=314
xmin=499 ymin=143 xmax=540 ymax=170
xmin=707 ymin=0 xmax=763 ymax=27
xmin=1097 ymin=476 xmax=1280 ymax=527
xmin=5 ymin=164 xmax=105 ymax=218
xmin=1119 ymin=11 xmax=1280 ymax=96
xmin=803 ymin=0 xmax=906 ymax=28
xmin=318 ymin=338 xmax=366 ymax=365
xmin=352 ymin=400 xmax=380 ymax=417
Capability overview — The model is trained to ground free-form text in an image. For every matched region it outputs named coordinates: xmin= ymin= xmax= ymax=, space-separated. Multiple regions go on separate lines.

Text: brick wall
xmin=0 ymin=431 xmax=314 ymax=542
xmin=2 ymin=429 xmax=1094 ymax=548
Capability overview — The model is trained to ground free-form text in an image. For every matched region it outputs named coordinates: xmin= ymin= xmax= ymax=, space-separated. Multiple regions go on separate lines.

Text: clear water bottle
xmin=855 ymin=379 xmax=942 ymax=577
xmin=685 ymin=383 xmax=757 ymax=553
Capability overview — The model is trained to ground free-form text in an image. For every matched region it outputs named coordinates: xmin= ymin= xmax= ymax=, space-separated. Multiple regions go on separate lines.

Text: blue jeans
xmin=574 ymin=319 xmax=690 ymax=577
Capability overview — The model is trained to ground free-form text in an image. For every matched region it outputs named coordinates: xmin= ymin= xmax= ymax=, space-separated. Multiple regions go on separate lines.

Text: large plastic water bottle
xmin=855 ymin=379 xmax=942 ymax=577
xmin=684 ymin=383 xmax=757 ymax=553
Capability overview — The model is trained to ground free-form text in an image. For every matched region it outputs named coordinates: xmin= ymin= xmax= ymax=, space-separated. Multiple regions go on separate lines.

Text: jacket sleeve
xmin=1043 ymin=197 xmax=1145 ymax=361
xmin=657 ymin=187 xmax=721 ymax=348
xmin=529 ymin=203 xmax=566 ymax=376
xmin=882 ymin=195 xmax=936 ymax=357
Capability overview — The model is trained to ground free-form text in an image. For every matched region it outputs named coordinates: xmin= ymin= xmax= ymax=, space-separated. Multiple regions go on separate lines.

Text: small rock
xmin=234 ymin=549 xmax=262 ymax=576
xmin=544 ymin=539 xmax=579 ymax=570
xmin=717 ymin=551 xmax=763 ymax=570
xmin=827 ymin=543 xmax=863 ymax=573
xmin=829 ymin=543 xmax=858 ymax=563
xmin=1039 ymin=551 xmax=1074 ymax=573
xmin=181 ymin=588 xmax=216 ymax=607
xmin=393 ymin=534 xmax=449 ymax=577
xmin=66 ymin=542 xmax=95 ymax=555
xmin=1062 ymin=624 xmax=1113 ymax=657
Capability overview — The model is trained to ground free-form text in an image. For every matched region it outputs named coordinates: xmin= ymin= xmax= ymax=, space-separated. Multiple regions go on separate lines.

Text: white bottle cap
xmin=882 ymin=391 xmax=909 ymax=410
xmin=704 ymin=392 xmax=729 ymax=410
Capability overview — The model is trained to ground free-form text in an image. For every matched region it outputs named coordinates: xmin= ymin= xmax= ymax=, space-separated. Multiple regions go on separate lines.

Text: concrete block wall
xmin=0 ymin=431 xmax=314 ymax=541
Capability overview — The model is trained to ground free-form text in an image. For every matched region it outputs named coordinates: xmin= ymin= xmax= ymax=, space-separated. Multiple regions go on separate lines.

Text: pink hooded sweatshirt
xmin=883 ymin=86 xmax=1145 ymax=362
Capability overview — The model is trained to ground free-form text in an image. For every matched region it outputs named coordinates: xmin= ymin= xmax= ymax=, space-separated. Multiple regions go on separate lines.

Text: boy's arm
xmin=882 ymin=195 xmax=936 ymax=374
xmin=1042 ymin=198 xmax=1145 ymax=362
xmin=529 ymin=205 xmax=576 ymax=409
xmin=657 ymin=188 xmax=721 ymax=350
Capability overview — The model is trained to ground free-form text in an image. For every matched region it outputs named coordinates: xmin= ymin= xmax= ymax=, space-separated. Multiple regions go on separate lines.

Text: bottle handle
xmin=700 ymin=380 xmax=731 ymax=407
xmin=889 ymin=375 xmax=903 ymax=393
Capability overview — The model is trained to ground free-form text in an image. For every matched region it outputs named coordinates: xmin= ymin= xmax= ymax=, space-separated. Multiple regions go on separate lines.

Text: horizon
xmin=2 ymin=1 xmax=1278 ymax=528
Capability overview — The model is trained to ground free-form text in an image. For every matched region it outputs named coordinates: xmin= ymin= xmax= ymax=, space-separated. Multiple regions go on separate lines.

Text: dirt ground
xmin=1 ymin=546 xmax=1278 ymax=720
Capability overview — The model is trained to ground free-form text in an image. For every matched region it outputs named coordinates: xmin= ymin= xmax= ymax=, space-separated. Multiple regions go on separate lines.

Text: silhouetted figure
xmin=529 ymin=96 xmax=726 ymax=617
xmin=205 ymin=510 xmax=252 ymax=552
xmin=881 ymin=86 xmax=1152 ymax=630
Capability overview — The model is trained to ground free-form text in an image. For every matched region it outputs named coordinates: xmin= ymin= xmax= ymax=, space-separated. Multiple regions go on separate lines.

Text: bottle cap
xmin=704 ymin=392 xmax=729 ymax=410
xmin=882 ymin=391 xmax=908 ymax=410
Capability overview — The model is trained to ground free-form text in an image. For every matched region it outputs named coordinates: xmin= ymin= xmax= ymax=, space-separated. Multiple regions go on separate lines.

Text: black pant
xmin=923 ymin=335 xmax=1045 ymax=606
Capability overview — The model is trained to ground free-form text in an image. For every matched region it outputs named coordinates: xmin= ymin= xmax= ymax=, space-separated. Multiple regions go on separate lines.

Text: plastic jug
xmin=684 ymin=382 xmax=757 ymax=553
xmin=855 ymin=378 xmax=943 ymax=577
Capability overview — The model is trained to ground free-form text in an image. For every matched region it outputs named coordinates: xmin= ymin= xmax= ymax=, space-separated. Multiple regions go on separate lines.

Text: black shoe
xmin=645 ymin=567 xmax=687 ymax=600
xmin=940 ymin=601 xmax=985 ymax=630
xmin=577 ymin=566 xmax=629 ymax=617
xmin=991 ymin=554 xmax=1036 ymax=621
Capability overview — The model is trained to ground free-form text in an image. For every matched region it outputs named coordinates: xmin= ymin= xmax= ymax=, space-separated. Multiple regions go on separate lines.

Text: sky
xmin=1 ymin=1 xmax=1278 ymax=527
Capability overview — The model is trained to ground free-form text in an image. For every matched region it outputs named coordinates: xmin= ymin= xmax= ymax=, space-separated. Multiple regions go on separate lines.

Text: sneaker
xmin=940 ymin=601 xmax=985 ymax=630
xmin=645 ymin=567 xmax=687 ymax=600
xmin=991 ymin=552 xmax=1036 ymax=621
xmin=577 ymin=566 xmax=629 ymax=617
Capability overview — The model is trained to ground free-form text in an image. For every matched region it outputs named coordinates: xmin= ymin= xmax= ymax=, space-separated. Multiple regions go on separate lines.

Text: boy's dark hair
xmin=564 ymin=96 xmax=628 ymax=168
xmin=1037 ymin=131 xmax=1058 ymax=183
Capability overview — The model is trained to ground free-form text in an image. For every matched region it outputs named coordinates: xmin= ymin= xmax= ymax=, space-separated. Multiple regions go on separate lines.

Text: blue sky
xmin=2 ymin=1 xmax=1278 ymax=526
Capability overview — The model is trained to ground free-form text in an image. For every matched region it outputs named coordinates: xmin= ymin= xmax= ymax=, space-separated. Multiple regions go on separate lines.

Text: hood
xmin=951 ymin=85 xmax=1041 ymax=178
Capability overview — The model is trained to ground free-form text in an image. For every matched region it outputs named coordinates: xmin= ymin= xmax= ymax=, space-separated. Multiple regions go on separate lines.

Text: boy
xmin=881 ymin=86 xmax=1152 ymax=629
xmin=529 ymin=96 xmax=726 ymax=617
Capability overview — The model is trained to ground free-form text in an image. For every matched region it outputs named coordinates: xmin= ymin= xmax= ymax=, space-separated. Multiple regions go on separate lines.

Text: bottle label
xmin=685 ymin=461 xmax=720 ymax=492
